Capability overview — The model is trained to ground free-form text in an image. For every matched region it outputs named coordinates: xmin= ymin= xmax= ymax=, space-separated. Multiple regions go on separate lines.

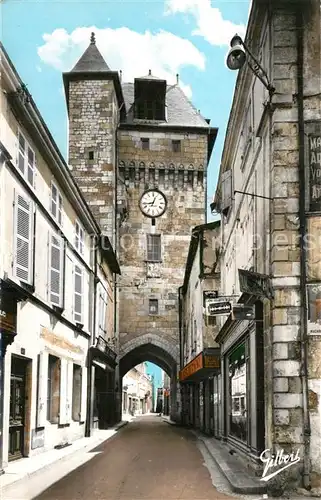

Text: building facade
xmin=122 ymin=363 xmax=152 ymax=416
xmin=212 ymin=0 xmax=321 ymax=493
xmin=62 ymin=34 xmax=218 ymax=423
xmin=179 ymin=222 xmax=221 ymax=435
xmin=0 ymin=44 xmax=119 ymax=470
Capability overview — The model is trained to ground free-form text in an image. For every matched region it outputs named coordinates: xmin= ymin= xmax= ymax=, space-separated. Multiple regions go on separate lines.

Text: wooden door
xmin=9 ymin=357 xmax=27 ymax=461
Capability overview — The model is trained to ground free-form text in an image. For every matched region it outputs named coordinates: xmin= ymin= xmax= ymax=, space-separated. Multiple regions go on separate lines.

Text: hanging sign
xmin=206 ymin=301 xmax=232 ymax=316
xmin=307 ymin=284 xmax=321 ymax=335
xmin=0 ymin=291 xmax=17 ymax=334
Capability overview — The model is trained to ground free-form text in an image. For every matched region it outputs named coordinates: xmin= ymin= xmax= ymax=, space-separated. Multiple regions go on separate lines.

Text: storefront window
xmin=228 ymin=341 xmax=248 ymax=443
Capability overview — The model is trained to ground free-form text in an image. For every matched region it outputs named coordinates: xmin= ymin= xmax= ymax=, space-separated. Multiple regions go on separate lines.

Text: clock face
xmin=139 ymin=189 xmax=167 ymax=218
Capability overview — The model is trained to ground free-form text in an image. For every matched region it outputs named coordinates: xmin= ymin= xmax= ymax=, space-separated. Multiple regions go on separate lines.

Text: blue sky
xmin=2 ymin=0 xmax=250 ymax=215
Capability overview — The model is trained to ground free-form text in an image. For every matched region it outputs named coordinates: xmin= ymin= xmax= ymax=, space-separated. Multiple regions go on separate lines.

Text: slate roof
xmin=70 ymin=35 xmax=110 ymax=73
xmin=121 ymin=82 xmax=210 ymax=129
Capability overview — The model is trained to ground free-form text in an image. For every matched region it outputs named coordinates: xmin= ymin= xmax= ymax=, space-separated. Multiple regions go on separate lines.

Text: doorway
xmin=9 ymin=356 xmax=28 ymax=461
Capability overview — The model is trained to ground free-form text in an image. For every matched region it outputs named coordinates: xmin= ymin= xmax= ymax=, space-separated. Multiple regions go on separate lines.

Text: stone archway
xmin=118 ymin=335 xmax=180 ymax=422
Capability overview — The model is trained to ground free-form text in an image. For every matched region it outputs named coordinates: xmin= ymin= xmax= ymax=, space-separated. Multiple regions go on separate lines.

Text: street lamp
xmin=226 ymin=34 xmax=275 ymax=98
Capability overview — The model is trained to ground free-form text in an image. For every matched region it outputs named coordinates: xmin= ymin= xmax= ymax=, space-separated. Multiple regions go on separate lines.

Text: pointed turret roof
xmin=70 ymin=32 xmax=110 ymax=73
xmin=63 ymin=32 xmax=125 ymax=114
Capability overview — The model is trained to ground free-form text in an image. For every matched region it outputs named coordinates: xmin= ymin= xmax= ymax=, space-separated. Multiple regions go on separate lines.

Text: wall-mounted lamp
xmin=226 ymin=34 xmax=275 ymax=98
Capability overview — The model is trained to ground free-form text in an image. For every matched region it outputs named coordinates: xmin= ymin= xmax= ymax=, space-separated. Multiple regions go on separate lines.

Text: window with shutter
xmin=74 ymin=264 xmax=83 ymax=324
xmin=17 ymin=131 xmax=35 ymax=187
xmin=72 ymin=364 xmax=82 ymax=421
xmin=50 ymin=182 xmax=63 ymax=226
xmin=98 ymin=288 xmax=107 ymax=336
xmin=75 ymin=221 xmax=84 ymax=255
xmin=47 ymin=354 xmax=60 ymax=424
xmin=27 ymin=147 xmax=35 ymax=186
xmin=50 ymin=234 xmax=63 ymax=307
xmin=18 ymin=134 xmax=25 ymax=174
xmin=14 ymin=193 xmax=33 ymax=284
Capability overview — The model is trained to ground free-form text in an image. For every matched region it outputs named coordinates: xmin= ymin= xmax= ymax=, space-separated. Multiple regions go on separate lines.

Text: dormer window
xmin=136 ymin=100 xmax=165 ymax=120
xmin=134 ymin=76 xmax=166 ymax=121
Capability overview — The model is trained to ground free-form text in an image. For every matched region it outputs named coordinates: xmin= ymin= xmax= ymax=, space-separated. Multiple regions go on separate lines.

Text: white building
xmin=0 ymin=43 xmax=119 ymax=469
xmin=122 ymin=363 xmax=152 ymax=416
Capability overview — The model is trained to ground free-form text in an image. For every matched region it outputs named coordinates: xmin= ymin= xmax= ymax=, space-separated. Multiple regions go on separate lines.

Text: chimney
xmin=176 ymin=73 xmax=179 ymax=85
xmin=119 ymin=70 xmax=122 ymax=83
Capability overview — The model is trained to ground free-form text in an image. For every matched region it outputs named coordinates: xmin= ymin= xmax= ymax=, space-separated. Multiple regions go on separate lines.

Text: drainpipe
xmin=178 ymin=286 xmax=183 ymax=368
xmin=296 ymin=5 xmax=311 ymax=491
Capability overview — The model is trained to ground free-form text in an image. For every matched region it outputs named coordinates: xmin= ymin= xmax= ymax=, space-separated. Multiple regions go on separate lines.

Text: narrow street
xmin=34 ymin=416 xmax=234 ymax=500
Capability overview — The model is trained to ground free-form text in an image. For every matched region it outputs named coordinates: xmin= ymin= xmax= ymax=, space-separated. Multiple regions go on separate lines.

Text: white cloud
xmin=165 ymin=0 xmax=246 ymax=47
xmin=37 ymin=26 xmax=206 ymax=98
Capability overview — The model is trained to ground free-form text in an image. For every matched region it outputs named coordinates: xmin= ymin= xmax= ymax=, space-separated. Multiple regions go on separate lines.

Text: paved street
xmin=34 ymin=416 xmax=234 ymax=500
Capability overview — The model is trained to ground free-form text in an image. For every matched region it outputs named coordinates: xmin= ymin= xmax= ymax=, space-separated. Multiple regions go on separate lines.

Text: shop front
xmin=87 ymin=336 xmax=117 ymax=434
xmin=0 ymin=279 xmax=26 ymax=472
xmin=216 ymin=298 xmax=265 ymax=461
xmin=179 ymin=348 xmax=220 ymax=435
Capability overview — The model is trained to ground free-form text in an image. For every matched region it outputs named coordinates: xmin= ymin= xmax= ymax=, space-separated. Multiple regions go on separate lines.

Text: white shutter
xmin=80 ymin=366 xmax=87 ymax=422
xmin=79 ymin=226 xmax=84 ymax=255
xmin=59 ymin=358 xmax=68 ymax=425
xmin=221 ymin=170 xmax=232 ymax=214
xmin=14 ymin=193 xmax=33 ymax=283
xmin=17 ymin=132 xmax=25 ymax=174
xmin=74 ymin=264 xmax=83 ymax=323
xmin=66 ymin=361 xmax=73 ymax=423
xmin=37 ymin=351 xmax=48 ymax=428
xmin=27 ymin=146 xmax=35 ymax=187
xmin=75 ymin=222 xmax=80 ymax=251
xmin=51 ymin=182 xmax=57 ymax=219
xmin=46 ymin=231 xmax=50 ymax=300
xmin=57 ymin=192 xmax=63 ymax=226
xmin=95 ymin=283 xmax=101 ymax=339
xmin=50 ymin=234 xmax=63 ymax=306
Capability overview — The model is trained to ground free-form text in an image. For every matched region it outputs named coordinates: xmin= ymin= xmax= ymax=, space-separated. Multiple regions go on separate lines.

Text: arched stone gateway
xmin=118 ymin=335 xmax=180 ymax=422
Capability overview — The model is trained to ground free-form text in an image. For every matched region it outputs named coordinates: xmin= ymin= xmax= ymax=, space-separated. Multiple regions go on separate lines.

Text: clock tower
xmin=117 ymin=71 xmax=217 ymax=421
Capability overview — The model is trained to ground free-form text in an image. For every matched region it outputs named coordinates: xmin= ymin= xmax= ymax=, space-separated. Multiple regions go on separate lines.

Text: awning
xmin=179 ymin=348 xmax=221 ymax=383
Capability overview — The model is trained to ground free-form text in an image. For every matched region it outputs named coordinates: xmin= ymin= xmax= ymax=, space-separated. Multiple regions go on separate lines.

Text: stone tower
xmin=63 ymin=32 xmax=124 ymax=247
xmin=117 ymin=73 xmax=218 ymax=421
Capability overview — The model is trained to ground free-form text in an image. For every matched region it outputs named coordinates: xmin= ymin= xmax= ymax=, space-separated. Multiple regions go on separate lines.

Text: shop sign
xmin=95 ymin=336 xmax=117 ymax=361
xmin=307 ymin=284 xmax=321 ymax=335
xmin=238 ymin=269 xmax=273 ymax=299
xmin=203 ymin=290 xmax=218 ymax=305
xmin=0 ymin=294 xmax=17 ymax=334
xmin=308 ymin=135 xmax=321 ymax=212
xmin=203 ymin=355 xmax=220 ymax=369
xmin=206 ymin=301 xmax=231 ymax=316
xmin=179 ymin=353 xmax=203 ymax=381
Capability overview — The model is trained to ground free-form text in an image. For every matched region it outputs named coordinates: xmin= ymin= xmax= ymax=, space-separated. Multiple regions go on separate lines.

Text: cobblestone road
xmin=35 ymin=415 xmax=235 ymax=500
